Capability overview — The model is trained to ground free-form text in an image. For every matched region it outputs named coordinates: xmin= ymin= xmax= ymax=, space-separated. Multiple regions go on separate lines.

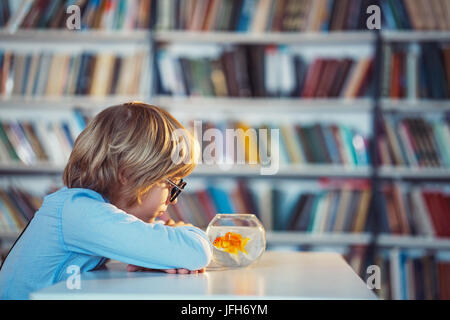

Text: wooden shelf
xmin=0 ymin=163 xmax=372 ymax=178
xmin=0 ymin=163 xmax=64 ymax=175
xmin=192 ymin=164 xmax=372 ymax=178
xmin=0 ymin=95 xmax=151 ymax=111
xmin=2 ymin=29 xmax=450 ymax=44
xmin=381 ymin=30 xmax=450 ymax=42
xmin=0 ymin=96 xmax=373 ymax=113
xmin=378 ymin=166 xmax=450 ymax=180
xmin=0 ymin=29 xmax=375 ymax=45
xmin=154 ymin=30 xmax=375 ymax=44
xmin=3 ymin=96 xmax=449 ymax=113
xmin=381 ymin=99 xmax=450 ymax=112
xmin=266 ymin=231 xmax=373 ymax=246
xmin=2 ymin=231 xmax=449 ymax=250
xmin=156 ymin=96 xmax=373 ymax=113
xmin=377 ymin=234 xmax=450 ymax=250
xmin=0 ymin=29 xmax=150 ymax=43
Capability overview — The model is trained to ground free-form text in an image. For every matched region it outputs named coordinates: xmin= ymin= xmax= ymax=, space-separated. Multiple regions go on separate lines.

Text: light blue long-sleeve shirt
xmin=0 ymin=187 xmax=213 ymax=300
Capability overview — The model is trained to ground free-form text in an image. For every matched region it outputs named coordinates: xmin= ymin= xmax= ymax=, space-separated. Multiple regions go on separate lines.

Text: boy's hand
xmin=127 ymin=264 xmax=205 ymax=274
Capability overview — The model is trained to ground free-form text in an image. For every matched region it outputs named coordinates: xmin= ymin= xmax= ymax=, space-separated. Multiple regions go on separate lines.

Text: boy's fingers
xmin=162 ymin=269 xmax=177 ymax=274
xmin=127 ymin=264 xmax=139 ymax=272
xmin=177 ymin=268 xmax=190 ymax=274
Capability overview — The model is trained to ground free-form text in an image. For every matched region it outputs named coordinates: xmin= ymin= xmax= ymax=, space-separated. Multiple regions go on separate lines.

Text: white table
xmin=31 ymin=251 xmax=378 ymax=300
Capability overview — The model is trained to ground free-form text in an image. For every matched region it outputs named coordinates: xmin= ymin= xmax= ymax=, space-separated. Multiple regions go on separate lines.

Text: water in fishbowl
xmin=207 ymin=226 xmax=266 ymax=268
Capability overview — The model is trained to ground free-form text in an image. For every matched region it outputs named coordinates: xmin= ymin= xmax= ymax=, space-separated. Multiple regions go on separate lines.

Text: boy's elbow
xmin=187 ymin=236 xmax=212 ymax=270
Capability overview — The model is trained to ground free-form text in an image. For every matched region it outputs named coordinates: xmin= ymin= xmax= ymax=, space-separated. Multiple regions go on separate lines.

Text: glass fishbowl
xmin=206 ymin=214 xmax=266 ymax=268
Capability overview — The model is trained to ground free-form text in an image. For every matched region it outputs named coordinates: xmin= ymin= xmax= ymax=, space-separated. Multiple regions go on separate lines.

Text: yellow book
xmin=235 ymin=121 xmax=260 ymax=165
xmin=352 ymin=189 xmax=371 ymax=232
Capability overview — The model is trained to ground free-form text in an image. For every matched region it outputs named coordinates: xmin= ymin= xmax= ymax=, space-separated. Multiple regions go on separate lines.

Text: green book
xmin=0 ymin=122 xmax=19 ymax=161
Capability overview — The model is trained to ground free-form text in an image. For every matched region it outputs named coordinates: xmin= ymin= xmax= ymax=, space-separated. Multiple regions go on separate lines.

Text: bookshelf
xmin=1 ymin=0 xmax=450 ymax=300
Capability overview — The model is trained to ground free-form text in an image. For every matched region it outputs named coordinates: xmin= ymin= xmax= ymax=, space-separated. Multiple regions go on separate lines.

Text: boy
xmin=0 ymin=102 xmax=212 ymax=299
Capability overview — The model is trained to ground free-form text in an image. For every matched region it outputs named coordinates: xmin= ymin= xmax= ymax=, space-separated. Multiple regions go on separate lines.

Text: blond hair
xmin=63 ymin=102 xmax=197 ymax=207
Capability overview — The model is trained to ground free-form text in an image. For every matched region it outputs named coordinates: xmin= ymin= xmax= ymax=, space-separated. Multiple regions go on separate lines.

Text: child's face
xmin=117 ymin=179 xmax=179 ymax=223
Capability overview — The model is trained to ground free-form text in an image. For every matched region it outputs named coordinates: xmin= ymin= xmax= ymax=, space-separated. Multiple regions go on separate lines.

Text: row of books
xmin=0 ymin=113 xmax=85 ymax=166
xmin=185 ymin=120 xmax=370 ymax=167
xmin=382 ymin=250 xmax=450 ymax=300
xmin=379 ymin=115 xmax=450 ymax=168
xmin=0 ymin=50 xmax=150 ymax=97
xmin=0 ymin=187 xmax=42 ymax=233
xmin=157 ymin=45 xmax=373 ymax=98
xmin=5 ymin=112 xmax=450 ymax=170
xmin=382 ymin=43 xmax=450 ymax=100
xmin=2 ymin=0 xmax=155 ymax=32
xmin=155 ymin=0 xmax=377 ymax=32
xmin=273 ymin=184 xmax=373 ymax=232
xmin=4 ymin=0 xmax=450 ymax=32
xmin=381 ymin=0 xmax=450 ymax=31
xmin=379 ymin=184 xmax=450 ymax=238
xmin=168 ymin=180 xmax=260 ymax=229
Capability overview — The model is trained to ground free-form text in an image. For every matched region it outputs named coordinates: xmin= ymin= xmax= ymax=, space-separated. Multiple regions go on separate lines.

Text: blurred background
xmin=0 ymin=0 xmax=449 ymax=300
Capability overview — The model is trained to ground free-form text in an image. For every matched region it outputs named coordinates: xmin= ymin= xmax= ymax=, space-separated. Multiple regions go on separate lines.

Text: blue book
xmin=378 ymin=194 xmax=391 ymax=233
xmin=352 ymin=133 xmax=369 ymax=166
xmin=327 ymin=191 xmax=340 ymax=231
xmin=399 ymin=251 xmax=408 ymax=300
xmin=322 ymin=125 xmax=341 ymax=164
xmin=340 ymin=126 xmax=358 ymax=166
xmin=381 ymin=1 xmax=396 ymax=30
xmin=21 ymin=55 xmax=32 ymax=95
xmin=322 ymin=0 xmax=335 ymax=31
xmin=61 ymin=122 xmax=74 ymax=147
xmin=237 ymin=0 xmax=257 ymax=32
xmin=73 ymin=109 xmax=86 ymax=132
xmin=306 ymin=194 xmax=321 ymax=232
xmin=207 ymin=186 xmax=234 ymax=214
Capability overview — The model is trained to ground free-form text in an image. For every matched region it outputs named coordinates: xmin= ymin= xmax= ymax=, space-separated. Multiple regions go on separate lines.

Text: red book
xmin=329 ymin=59 xmax=353 ymax=97
xmin=301 ymin=59 xmax=325 ymax=98
xmin=423 ymin=192 xmax=444 ymax=237
xmin=355 ymin=59 xmax=373 ymax=97
xmin=196 ymin=189 xmax=216 ymax=222
xmin=316 ymin=59 xmax=339 ymax=97
xmin=437 ymin=193 xmax=450 ymax=237
xmin=390 ymin=53 xmax=401 ymax=98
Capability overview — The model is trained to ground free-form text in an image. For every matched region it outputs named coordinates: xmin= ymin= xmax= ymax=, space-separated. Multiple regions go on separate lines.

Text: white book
xmin=33 ymin=121 xmax=65 ymax=165
xmin=123 ymin=0 xmax=137 ymax=30
xmin=250 ymin=0 xmax=273 ymax=33
xmin=406 ymin=44 xmax=419 ymax=100
xmin=5 ymin=0 xmax=35 ymax=33
xmin=410 ymin=188 xmax=435 ymax=237
xmin=279 ymin=47 xmax=296 ymax=97
xmin=264 ymin=47 xmax=280 ymax=96
xmin=389 ymin=248 xmax=403 ymax=300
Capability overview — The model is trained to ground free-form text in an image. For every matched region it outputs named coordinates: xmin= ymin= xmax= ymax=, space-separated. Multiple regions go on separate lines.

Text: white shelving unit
xmin=1 ymin=29 xmax=450 ymax=282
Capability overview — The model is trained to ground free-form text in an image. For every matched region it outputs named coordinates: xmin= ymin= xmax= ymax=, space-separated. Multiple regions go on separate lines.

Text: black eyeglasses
xmin=165 ymin=178 xmax=187 ymax=202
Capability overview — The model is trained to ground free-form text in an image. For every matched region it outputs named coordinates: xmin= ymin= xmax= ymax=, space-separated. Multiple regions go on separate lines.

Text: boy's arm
xmin=61 ymin=191 xmax=212 ymax=271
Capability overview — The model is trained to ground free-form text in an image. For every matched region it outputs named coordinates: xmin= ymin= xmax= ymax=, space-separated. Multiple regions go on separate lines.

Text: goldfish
xmin=213 ymin=232 xmax=250 ymax=256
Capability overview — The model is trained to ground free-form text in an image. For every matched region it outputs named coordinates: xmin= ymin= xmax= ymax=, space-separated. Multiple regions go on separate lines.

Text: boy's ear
xmin=118 ymin=168 xmax=128 ymax=185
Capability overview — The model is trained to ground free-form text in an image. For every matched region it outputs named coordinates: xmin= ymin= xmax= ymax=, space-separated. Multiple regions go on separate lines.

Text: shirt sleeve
xmin=60 ymin=190 xmax=212 ymax=271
